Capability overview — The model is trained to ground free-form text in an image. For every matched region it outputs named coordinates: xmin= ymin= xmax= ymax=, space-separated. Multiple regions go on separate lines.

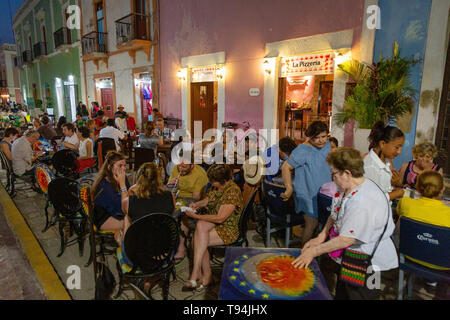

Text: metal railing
xmin=0 ymin=80 xmax=6 ymax=88
xmin=82 ymin=31 xmax=108 ymax=55
xmin=14 ymin=56 xmax=24 ymax=68
xmin=33 ymin=42 xmax=48 ymax=59
xmin=22 ymin=50 xmax=32 ymax=63
xmin=115 ymin=12 xmax=151 ymax=46
xmin=54 ymin=27 xmax=72 ymax=49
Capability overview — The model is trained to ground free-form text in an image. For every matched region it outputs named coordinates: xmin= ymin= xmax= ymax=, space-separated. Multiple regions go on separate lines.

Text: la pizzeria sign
xmin=281 ymin=53 xmax=335 ymax=77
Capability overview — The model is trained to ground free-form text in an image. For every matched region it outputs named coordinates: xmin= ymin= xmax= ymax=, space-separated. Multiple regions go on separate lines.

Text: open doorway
xmin=95 ymin=77 xmax=115 ymax=118
xmin=278 ymin=74 xmax=334 ymax=142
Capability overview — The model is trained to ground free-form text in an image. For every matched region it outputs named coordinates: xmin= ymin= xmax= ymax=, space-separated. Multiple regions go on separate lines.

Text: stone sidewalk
xmin=0 ymin=170 xmax=441 ymax=300
xmin=0 ymin=204 xmax=46 ymax=300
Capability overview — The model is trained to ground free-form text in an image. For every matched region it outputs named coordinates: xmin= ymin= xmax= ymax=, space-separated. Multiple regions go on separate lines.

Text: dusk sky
xmin=0 ymin=0 xmax=25 ymax=44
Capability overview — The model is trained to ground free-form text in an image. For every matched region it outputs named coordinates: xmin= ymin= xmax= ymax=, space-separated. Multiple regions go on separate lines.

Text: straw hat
xmin=243 ymin=156 xmax=266 ymax=186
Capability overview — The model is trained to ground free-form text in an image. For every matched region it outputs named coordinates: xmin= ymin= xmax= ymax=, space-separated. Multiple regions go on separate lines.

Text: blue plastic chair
xmin=317 ymin=193 xmax=332 ymax=232
xmin=262 ymin=179 xmax=304 ymax=248
xmin=398 ymin=217 xmax=450 ymax=300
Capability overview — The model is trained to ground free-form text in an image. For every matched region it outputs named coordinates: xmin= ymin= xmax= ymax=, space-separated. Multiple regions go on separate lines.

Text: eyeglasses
xmin=331 ymin=170 xmax=340 ymax=180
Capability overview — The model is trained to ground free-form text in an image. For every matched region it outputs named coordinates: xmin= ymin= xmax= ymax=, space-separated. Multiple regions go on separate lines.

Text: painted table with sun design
xmin=219 ymin=247 xmax=332 ymax=300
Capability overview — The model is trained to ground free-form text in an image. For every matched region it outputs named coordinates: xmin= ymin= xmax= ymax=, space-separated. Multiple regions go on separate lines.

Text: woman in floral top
xmin=183 ymin=164 xmax=243 ymax=291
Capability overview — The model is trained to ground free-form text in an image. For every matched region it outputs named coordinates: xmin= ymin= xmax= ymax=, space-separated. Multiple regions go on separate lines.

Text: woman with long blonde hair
xmin=120 ymin=162 xmax=186 ymax=264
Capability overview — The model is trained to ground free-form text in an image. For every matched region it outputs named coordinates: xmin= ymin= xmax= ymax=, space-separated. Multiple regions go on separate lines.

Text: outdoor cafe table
xmin=219 ymin=247 xmax=332 ymax=300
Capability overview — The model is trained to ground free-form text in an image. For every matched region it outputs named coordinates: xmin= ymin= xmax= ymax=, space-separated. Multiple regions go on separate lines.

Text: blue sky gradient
xmin=0 ymin=0 xmax=25 ymax=44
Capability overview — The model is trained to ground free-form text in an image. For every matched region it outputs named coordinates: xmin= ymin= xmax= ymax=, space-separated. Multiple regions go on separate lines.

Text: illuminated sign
xmin=281 ymin=53 xmax=335 ymax=77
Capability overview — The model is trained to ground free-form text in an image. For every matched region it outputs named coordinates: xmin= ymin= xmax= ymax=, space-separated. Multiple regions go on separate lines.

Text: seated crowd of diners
xmin=0 ymin=102 xmax=449 ymax=300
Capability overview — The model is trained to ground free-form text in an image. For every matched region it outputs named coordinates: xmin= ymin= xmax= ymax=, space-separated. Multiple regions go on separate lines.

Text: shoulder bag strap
xmin=368 ymin=179 xmax=391 ymax=259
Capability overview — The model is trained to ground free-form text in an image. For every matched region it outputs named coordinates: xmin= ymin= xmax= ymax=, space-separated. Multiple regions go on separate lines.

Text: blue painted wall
xmin=373 ymin=0 xmax=432 ymax=169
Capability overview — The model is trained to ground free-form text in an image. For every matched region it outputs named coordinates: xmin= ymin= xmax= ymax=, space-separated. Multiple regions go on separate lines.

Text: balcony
xmin=115 ymin=13 xmax=153 ymax=63
xmin=0 ymin=80 xmax=6 ymax=88
xmin=14 ymin=56 xmax=24 ymax=68
xmin=33 ymin=42 xmax=48 ymax=60
xmin=54 ymin=27 xmax=72 ymax=49
xmin=82 ymin=31 xmax=108 ymax=69
xmin=22 ymin=50 xmax=33 ymax=65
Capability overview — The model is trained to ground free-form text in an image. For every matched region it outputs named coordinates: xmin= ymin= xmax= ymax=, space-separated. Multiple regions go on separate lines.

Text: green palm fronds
xmin=335 ymin=42 xmax=419 ymax=129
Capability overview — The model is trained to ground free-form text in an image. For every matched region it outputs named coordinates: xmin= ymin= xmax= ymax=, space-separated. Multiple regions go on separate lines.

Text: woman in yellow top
xmin=183 ymin=164 xmax=243 ymax=291
xmin=397 ymin=170 xmax=449 ymax=299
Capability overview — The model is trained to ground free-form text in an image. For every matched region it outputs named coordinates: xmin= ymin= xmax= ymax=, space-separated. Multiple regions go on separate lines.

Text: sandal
xmin=182 ymin=280 xmax=198 ymax=292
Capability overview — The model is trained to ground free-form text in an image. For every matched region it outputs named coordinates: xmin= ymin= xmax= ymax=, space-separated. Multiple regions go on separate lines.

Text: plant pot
xmin=353 ymin=128 xmax=371 ymax=155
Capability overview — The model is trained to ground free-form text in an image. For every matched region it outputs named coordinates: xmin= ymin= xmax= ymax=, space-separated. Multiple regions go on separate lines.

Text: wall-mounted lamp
xmin=216 ymin=67 xmax=225 ymax=80
xmin=263 ymin=60 xmax=272 ymax=75
xmin=334 ymin=52 xmax=352 ymax=66
xmin=177 ymin=70 xmax=186 ymax=81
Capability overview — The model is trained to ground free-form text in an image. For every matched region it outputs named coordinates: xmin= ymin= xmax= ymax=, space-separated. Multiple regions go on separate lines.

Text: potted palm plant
xmin=335 ymin=42 xmax=419 ymax=152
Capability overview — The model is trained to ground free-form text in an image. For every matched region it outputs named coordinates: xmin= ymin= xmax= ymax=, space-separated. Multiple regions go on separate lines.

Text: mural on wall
xmin=373 ymin=0 xmax=432 ymax=169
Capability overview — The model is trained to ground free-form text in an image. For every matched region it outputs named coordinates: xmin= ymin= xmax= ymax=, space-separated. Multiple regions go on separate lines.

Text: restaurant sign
xmin=191 ymin=66 xmax=217 ymax=83
xmin=281 ymin=53 xmax=335 ymax=77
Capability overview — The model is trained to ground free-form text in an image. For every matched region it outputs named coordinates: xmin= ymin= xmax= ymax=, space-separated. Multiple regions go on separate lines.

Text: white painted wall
xmin=415 ymin=0 xmax=450 ymax=143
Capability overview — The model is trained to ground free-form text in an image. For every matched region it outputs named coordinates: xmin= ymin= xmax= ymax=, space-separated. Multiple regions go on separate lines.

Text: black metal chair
xmin=262 ymin=179 xmax=305 ymax=248
xmin=96 ymin=138 xmax=116 ymax=161
xmin=51 ymin=149 xmax=79 ymax=179
xmin=47 ymin=177 xmax=88 ymax=257
xmin=34 ymin=163 xmax=57 ymax=232
xmin=133 ymin=147 xmax=155 ymax=171
xmin=116 ymin=213 xmax=180 ymax=300
xmin=0 ymin=150 xmax=34 ymax=197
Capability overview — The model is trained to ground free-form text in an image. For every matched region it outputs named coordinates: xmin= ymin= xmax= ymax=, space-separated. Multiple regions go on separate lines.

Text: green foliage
xmin=335 ymin=42 xmax=419 ymax=129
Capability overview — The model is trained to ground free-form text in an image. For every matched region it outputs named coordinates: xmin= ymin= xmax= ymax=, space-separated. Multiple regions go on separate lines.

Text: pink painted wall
xmin=159 ymin=0 xmax=364 ymax=130
xmin=286 ymin=77 xmax=315 ymax=107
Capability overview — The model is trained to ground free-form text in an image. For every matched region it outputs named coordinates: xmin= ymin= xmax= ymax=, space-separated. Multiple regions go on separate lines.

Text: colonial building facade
xmin=13 ymin=0 xmax=83 ymax=121
xmin=79 ymin=0 xmax=158 ymax=128
xmin=0 ymin=43 xmax=21 ymax=105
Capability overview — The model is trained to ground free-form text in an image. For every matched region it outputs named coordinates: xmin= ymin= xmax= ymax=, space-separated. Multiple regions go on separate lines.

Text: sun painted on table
xmin=256 ymin=255 xmax=315 ymax=296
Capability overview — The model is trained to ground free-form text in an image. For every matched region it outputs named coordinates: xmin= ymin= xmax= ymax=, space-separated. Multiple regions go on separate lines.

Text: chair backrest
xmin=237 ymin=187 xmax=259 ymax=242
xmin=134 ymin=147 xmax=155 ymax=171
xmin=399 ymin=217 xmax=450 ymax=269
xmin=262 ymin=179 xmax=296 ymax=217
xmin=52 ymin=149 xmax=79 ymax=176
xmin=48 ymin=177 xmax=82 ymax=217
xmin=97 ymin=138 xmax=116 ymax=158
xmin=34 ymin=163 xmax=56 ymax=195
xmin=317 ymin=192 xmax=332 ymax=227
xmin=123 ymin=213 xmax=180 ymax=274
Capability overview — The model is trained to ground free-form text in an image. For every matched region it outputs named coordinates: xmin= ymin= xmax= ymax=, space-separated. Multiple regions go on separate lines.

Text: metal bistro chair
xmin=96 ymin=138 xmax=116 ymax=169
xmin=80 ymin=183 xmax=119 ymax=269
xmin=133 ymin=147 xmax=156 ymax=171
xmin=209 ymin=187 xmax=259 ymax=265
xmin=116 ymin=213 xmax=180 ymax=300
xmin=262 ymin=179 xmax=305 ymax=248
xmin=52 ymin=149 xmax=79 ymax=179
xmin=0 ymin=150 xmax=34 ymax=197
xmin=48 ymin=177 xmax=88 ymax=257
xmin=34 ymin=163 xmax=57 ymax=232
xmin=398 ymin=217 xmax=450 ymax=300
xmin=317 ymin=192 xmax=333 ymax=232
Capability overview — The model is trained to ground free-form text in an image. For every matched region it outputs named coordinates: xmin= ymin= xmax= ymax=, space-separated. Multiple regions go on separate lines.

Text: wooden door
xmin=135 ymin=0 xmax=147 ymax=40
xmin=191 ymin=82 xmax=214 ymax=135
xmin=278 ymin=78 xmax=287 ymax=138
xmin=435 ymin=42 xmax=450 ymax=175
xmin=101 ymin=88 xmax=114 ymax=119
xmin=42 ymin=26 xmax=48 ymax=55
xmin=318 ymin=81 xmax=334 ymax=114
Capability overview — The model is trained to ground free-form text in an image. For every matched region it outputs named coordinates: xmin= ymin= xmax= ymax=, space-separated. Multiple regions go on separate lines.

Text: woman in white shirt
xmin=76 ymin=126 xmax=95 ymax=173
xmin=363 ymin=121 xmax=405 ymax=200
xmin=292 ymin=147 xmax=398 ymax=300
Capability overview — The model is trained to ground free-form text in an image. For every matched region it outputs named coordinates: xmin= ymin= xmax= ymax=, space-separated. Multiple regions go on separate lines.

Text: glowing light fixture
xmin=177 ymin=69 xmax=186 ymax=81
xmin=263 ymin=60 xmax=273 ymax=75
xmin=216 ymin=66 xmax=225 ymax=79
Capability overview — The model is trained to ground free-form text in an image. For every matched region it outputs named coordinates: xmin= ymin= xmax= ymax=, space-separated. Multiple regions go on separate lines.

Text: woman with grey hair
xmin=292 ymin=147 xmax=398 ymax=300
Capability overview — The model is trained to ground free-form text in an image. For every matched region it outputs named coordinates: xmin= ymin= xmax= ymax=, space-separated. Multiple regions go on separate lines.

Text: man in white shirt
xmin=99 ymin=118 xmax=125 ymax=151
xmin=12 ymin=130 xmax=43 ymax=176
xmin=115 ymin=105 xmax=128 ymax=133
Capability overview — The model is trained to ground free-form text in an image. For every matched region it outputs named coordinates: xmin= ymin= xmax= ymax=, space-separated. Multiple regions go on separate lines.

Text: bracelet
xmin=120 ymin=187 xmax=128 ymax=192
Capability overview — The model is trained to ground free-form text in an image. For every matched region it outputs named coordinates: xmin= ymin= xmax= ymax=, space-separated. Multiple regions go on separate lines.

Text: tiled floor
xmin=0 ymin=170 xmax=446 ymax=300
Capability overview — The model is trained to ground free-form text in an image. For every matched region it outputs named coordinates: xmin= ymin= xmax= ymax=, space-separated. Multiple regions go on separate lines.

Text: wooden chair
xmin=133 ymin=147 xmax=155 ymax=172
